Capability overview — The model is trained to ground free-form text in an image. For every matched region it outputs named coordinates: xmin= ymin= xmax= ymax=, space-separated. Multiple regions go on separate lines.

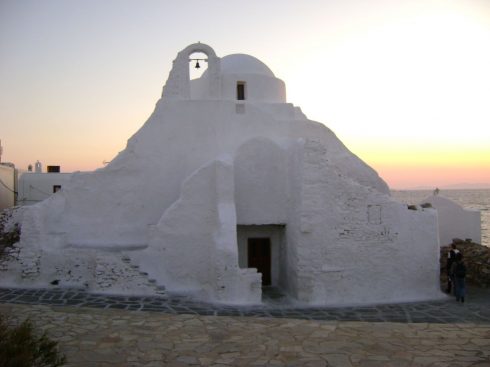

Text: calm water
xmin=391 ymin=189 xmax=490 ymax=248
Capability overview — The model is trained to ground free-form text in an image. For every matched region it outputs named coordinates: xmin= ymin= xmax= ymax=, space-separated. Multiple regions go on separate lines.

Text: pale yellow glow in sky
xmin=1 ymin=0 xmax=489 ymax=189
xmin=282 ymin=2 xmax=490 ymax=188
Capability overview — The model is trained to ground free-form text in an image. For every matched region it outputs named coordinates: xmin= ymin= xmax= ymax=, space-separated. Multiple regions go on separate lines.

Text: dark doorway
xmin=248 ymin=238 xmax=271 ymax=285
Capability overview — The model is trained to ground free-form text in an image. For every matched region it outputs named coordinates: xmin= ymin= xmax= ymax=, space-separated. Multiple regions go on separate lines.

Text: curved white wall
xmin=422 ymin=195 xmax=482 ymax=245
xmin=220 ymin=74 xmax=286 ymax=103
xmin=191 ymin=73 xmax=286 ymax=102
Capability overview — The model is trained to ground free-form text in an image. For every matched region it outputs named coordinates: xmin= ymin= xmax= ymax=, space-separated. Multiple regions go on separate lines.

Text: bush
xmin=0 ymin=214 xmax=21 ymax=260
xmin=0 ymin=314 xmax=66 ymax=367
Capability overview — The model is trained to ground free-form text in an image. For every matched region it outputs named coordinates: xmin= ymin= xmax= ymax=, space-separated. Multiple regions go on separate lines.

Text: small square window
xmin=53 ymin=185 xmax=61 ymax=193
xmin=367 ymin=205 xmax=382 ymax=224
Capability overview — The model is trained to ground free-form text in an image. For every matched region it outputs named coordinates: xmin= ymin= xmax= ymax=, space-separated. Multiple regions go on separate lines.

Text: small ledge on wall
xmin=407 ymin=204 xmax=434 ymax=211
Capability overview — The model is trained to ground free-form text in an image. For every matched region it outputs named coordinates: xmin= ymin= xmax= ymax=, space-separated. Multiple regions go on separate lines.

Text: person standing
xmin=446 ymin=243 xmax=460 ymax=294
xmin=451 ymin=252 xmax=466 ymax=303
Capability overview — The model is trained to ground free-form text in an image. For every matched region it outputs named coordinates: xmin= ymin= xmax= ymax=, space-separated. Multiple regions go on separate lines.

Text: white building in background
xmin=0 ymin=43 xmax=443 ymax=306
xmin=17 ymin=168 xmax=73 ymax=206
xmin=0 ymin=140 xmax=17 ymax=210
xmin=0 ymin=157 xmax=72 ymax=209
xmin=0 ymin=144 xmax=72 ymax=206
xmin=421 ymin=194 xmax=482 ymax=246
xmin=0 ymin=164 xmax=16 ymax=211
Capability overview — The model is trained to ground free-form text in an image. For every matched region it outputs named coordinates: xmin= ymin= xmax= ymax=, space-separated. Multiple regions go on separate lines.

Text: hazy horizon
xmin=391 ymin=183 xmax=490 ymax=191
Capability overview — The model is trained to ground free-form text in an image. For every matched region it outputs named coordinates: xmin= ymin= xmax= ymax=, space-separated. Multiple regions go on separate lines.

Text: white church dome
xmin=219 ymin=54 xmax=275 ymax=77
xmin=191 ymin=51 xmax=284 ymax=102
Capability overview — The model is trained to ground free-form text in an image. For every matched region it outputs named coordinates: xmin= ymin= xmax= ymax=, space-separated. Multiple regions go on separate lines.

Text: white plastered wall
xmin=17 ymin=172 xmax=73 ymax=206
xmin=16 ymin=99 xmax=389 ymax=252
xmin=191 ymin=73 xmax=286 ymax=103
xmin=283 ymin=138 xmax=442 ymax=306
xmin=421 ymin=195 xmax=482 ymax=245
xmin=233 ymin=137 xmax=288 ymax=224
xmin=219 ymin=74 xmax=286 ymax=103
xmin=0 ymin=164 xmax=15 ymax=210
xmin=131 ymin=158 xmax=262 ymax=304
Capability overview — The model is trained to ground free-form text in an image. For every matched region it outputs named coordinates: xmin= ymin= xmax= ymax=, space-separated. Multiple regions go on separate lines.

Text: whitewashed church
xmin=1 ymin=43 xmax=442 ymax=305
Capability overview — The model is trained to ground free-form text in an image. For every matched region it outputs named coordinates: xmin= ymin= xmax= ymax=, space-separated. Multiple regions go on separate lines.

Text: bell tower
xmin=162 ymin=42 xmax=221 ymax=100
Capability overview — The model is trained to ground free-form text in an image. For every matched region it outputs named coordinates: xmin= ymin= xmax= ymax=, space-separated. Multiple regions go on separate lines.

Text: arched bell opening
xmin=189 ymin=51 xmax=208 ymax=80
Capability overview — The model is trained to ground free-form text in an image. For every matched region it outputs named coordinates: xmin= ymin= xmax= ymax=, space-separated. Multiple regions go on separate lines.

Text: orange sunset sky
xmin=1 ymin=0 xmax=489 ymax=189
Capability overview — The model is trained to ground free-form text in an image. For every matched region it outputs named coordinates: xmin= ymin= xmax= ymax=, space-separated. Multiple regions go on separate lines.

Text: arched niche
xmin=162 ymin=42 xmax=221 ymax=100
xmin=234 ymin=137 xmax=288 ymax=224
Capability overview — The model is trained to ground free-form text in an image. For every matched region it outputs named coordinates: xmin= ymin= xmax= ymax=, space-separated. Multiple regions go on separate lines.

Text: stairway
xmin=120 ymin=255 xmax=167 ymax=296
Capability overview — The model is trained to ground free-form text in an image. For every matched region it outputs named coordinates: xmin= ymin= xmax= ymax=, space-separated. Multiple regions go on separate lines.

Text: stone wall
xmin=0 ymin=208 xmax=21 ymax=260
xmin=440 ymin=240 xmax=490 ymax=287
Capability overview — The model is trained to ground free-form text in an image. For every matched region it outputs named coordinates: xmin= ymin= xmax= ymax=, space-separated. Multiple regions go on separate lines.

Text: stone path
xmin=1 ymin=303 xmax=489 ymax=367
xmin=1 ymin=287 xmax=490 ymax=366
xmin=1 ymin=286 xmax=490 ymax=324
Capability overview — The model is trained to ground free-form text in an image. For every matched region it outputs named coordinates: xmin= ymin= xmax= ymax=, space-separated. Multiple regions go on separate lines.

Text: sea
xmin=391 ymin=189 xmax=490 ymax=248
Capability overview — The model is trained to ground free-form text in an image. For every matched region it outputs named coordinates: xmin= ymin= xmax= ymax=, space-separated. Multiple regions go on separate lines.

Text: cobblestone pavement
xmin=1 ymin=302 xmax=490 ymax=367
xmin=1 ymin=287 xmax=490 ymax=366
xmin=1 ymin=286 xmax=490 ymax=324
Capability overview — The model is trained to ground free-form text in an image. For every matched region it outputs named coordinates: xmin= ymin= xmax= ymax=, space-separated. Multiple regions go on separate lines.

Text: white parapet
xmin=421 ymin=195 xmax=482 ymax=246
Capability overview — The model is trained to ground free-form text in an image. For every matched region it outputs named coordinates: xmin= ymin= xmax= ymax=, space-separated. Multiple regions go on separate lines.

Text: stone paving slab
xmin=1 ymin=286 xmax=490 ymax=324
xmin=1 ymin=303 xmax=490 ymax=367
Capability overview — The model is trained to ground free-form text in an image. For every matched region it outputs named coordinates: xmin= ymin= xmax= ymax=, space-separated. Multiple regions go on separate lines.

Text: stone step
xmin=119 ymin=256 xmax=167 ymax=296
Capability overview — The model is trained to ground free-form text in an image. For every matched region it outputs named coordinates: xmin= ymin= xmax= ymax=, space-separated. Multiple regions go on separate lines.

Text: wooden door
xmin=248 ymin=238 xmax=271 ymax=286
